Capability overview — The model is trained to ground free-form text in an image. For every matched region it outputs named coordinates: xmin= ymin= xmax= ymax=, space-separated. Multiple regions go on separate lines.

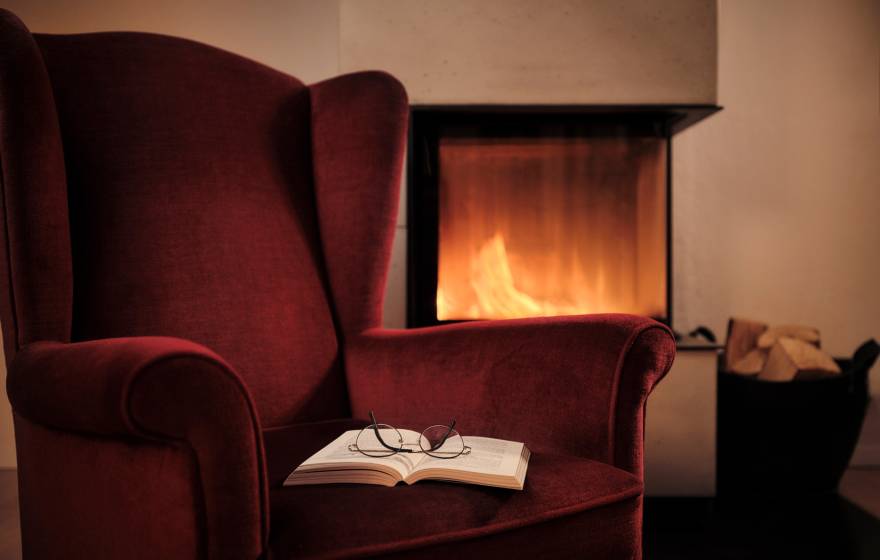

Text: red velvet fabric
xmin=310 ymin=71 xmax=409 ymax=336
xmin=0 ymin=10 xmax=72 ymax=361
xmin=0 ymin=8 xmax=675 ymax=559
xmin=35 ymin=29 xmax=346 ymax=428
xmin=263 ymin=420 xmax=643 ymax=559
xmin=8 ymin=337 xmax=267 ymax=560
xmin=346 ymin=315 xmax=675 ymax=476
xmin=14 ymin=415 xmax=203 ymax=559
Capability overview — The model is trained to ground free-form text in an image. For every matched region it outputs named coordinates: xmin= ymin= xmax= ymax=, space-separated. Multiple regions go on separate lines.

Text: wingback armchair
xmin=0 ymin=9 xmax=675 ymax=559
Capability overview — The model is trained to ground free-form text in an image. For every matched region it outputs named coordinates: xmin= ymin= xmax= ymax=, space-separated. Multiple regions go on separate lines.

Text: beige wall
xmin=0 ymin=341 xmax=11 ymax=467
xmin=674 ymin=0 xmax=880 ymax=463
xmin=2 ymin=0 xmax=340 ymax=84
xmin=2 ymin=0 xmax=878 ymax=469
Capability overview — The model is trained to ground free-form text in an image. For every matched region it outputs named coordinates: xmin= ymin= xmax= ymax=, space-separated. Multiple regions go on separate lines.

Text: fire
xmin=470 ymin=233 xmax=582 ymax=318
xmin=438 ymin=233 xmax=609 ymax=320
xmin=435 ymin=136 xmax=667 ymax=322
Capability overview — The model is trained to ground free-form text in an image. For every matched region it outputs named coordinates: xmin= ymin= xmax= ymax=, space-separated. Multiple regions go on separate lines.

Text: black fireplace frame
xmin=406 ymin=105 xmax=721 ymax=328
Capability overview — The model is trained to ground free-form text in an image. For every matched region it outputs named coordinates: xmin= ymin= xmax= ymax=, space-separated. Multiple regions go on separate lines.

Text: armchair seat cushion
xmin=264 ymin=420 xmax=643 ymax=559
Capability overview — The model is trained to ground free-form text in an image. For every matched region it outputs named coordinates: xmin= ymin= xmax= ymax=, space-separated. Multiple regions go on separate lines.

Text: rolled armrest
xmin=346 ymin=314 xmax=675 ymax=477
xmin=7 ymin=336 xmax=268 ymax=559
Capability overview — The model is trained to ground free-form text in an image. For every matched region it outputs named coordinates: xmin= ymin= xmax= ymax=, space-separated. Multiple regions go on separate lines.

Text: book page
xmin=284 ymin=470 xmax=399 ymax=487
xmin=409 ymin=436 xmax=524 ymax=478
xmin=291 ymin=429 xmax=426 ymax=481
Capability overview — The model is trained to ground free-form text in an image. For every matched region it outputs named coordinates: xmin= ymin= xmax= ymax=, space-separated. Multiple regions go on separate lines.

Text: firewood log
xmin=730 ymin=348 xmax=768 ymax=376
xmin=725 ymin=318 xmax=768 ymax=370
xmin=757 ymin=325 xmax=820 ymax=349
xmin=758 ymin=337 xmax=840 ymax=382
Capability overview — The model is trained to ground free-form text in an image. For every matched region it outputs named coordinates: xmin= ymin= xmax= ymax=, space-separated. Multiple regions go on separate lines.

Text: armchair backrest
xmin=0 ymin=10 xmax=408 ymax=428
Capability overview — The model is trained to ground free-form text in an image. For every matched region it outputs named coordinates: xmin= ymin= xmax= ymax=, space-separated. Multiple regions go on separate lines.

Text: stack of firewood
xmin=724 ymin=318 xmax=841 ymax=381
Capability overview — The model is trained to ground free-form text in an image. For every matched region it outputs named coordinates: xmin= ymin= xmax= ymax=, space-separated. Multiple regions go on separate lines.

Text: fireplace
xmin=407 ymin=106 xmax=720 ymax=327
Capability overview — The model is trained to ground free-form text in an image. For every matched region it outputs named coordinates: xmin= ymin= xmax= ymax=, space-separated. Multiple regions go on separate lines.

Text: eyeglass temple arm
xmin=368 ymin=410 xmax=405 ymax=452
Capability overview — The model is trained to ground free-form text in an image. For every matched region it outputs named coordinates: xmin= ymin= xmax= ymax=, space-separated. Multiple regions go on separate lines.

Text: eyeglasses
xmin=347 ymin=411 xmax=472 ymax=459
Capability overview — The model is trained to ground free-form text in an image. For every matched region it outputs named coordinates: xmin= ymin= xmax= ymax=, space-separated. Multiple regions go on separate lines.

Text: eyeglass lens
xmin=353 ymin=412 xmax=468 ymax=459
xmin=354 ymin=423 xmax=404 ymax=457
xmin=419 ymin=425 xmax=466 ymax=458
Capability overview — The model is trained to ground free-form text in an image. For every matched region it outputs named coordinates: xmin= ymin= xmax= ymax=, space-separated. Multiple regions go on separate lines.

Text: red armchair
xmin=0 ymin=9 xmax=675 ymax=559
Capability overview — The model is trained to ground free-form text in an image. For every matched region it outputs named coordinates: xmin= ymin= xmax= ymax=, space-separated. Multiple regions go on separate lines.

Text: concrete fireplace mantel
xmin=340 ymin=0 xmax=718 ymax=106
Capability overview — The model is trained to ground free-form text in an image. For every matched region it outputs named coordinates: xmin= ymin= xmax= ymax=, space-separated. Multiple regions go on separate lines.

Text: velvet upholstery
xmin=7 ymin=337 xmax=267 ymax=559
xmin=264 ymin=420 xmax=644 ymax=559
xmin=14 ymin=415 xmax=203 ymax=559
xmin=0 ymin=10 xmax=72 ymax=359
xmin=37 ymin=28 xmax=347 ymax=428
xmin=0 ymin=9 xmax=675 ymax=559
xmin=346 ymin=315 xmax=675 ymax=479
xmin=311 ymin=71 xmax=408 ymax=336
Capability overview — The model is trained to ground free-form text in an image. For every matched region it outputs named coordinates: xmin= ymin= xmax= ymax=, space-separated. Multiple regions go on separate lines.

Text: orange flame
xmin=438 ymin=233 xmax=614 ymax=320
xmin=435 ymin=136 xmax=667 ymax=321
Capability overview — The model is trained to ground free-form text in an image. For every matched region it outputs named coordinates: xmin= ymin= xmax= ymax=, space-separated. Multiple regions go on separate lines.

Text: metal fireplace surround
xmin=406 ymin=105 xmax=720 ymax=328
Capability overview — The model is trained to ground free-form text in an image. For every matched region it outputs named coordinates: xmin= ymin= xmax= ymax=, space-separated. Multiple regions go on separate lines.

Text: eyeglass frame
xmin=347 ymin=411 xmax=472 ymax=459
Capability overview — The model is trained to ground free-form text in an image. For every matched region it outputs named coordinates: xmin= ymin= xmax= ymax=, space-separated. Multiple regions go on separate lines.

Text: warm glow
xmin=437 ymin=136 xmax=667 ymax=321
xmin=438 ymin=233 xmax=587 ymax=319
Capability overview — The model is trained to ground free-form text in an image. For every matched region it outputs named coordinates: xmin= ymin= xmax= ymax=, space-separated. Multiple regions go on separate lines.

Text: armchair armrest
xmin=7 ymin=336 xmax=268 ymax=559
xmin=346 ymin=314 xmax=675 ymax=477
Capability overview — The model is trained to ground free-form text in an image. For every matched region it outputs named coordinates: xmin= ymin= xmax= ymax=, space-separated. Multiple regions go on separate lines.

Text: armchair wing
xmin=7 ymin=337 xmax=268 ymax=560
xmin=346 ymin=314 xmax=675 ymax=477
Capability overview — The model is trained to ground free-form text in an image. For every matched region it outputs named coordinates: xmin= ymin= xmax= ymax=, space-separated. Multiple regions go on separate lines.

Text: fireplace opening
xmin=437 ymin=135 xmax=667 ymax=321
xmin=408 ymin=107 xmax=720 ymax=327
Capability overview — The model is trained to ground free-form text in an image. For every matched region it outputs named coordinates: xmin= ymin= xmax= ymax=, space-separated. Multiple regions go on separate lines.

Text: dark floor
xmin=1 ymin=468 xmax=879 ymax=559
xmin=643 ymin=494 xmax=880 ymax=560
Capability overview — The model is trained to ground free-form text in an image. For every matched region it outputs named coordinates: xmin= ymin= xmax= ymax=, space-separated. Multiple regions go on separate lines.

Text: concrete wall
xmin=2 ymin=0 xmax=878 ymax=470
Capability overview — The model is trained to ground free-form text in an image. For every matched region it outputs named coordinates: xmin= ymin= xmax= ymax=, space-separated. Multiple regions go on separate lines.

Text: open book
xmin=285 ymin=430 xmax=530 ymax=490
